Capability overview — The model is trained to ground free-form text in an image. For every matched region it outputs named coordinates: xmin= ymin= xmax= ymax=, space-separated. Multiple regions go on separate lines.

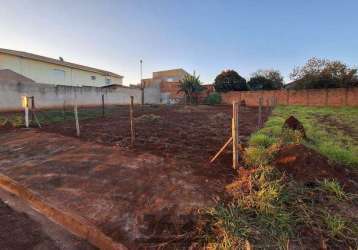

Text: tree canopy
xmin=178 ymin=71 xmax=203 ymax=104
xmin=248 ymin=69 xmax=284 ymax=90
xmin=214 ymin=70 xmax=248 ymax=92
xmin=289 ymin=57 xmax=358 ymax=89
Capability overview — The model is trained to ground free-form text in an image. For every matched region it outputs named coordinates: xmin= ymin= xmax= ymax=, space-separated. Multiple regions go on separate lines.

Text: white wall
xmin=0 ymin=53 xmax=123 ymax=87
xmin=0 ymin=81 xmax=161 ymax=111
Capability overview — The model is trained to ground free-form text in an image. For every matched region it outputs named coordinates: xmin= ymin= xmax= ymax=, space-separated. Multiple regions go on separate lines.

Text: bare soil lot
xmin=0 ymin=105 xmax=269 ymax=248
xmin=0 ymin=190 xmax=95 ymax=250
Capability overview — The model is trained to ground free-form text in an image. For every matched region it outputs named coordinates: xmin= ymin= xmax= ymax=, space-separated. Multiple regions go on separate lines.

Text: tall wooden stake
xmin=30 ymin=96 xmax=35 ymax=122
xmin=63 ymin=100 xmax=66 ymax=121
xmin=232 ymin=102 xmax=239 ymax=169
xmin=101 ymin=94 xmax=105 ymax=117
xmin=74 ymin=104 xmax=80 ymax=137
xmin=130 ymin=96 xmax=135 ymax=146
xmin=258 ymin=97 xmax=263 ymax=128
xmin=25 ymin=106 xmax=29 ymax=128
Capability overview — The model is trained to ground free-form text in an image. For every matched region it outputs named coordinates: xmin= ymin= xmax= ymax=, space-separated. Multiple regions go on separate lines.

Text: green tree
xmin=289 ymin=57 xmax=358 ymax=89
xmin=248 ymin=69 xmax=284 ymax=90
xmin=214 ymin=70 xmax=248 ymax=92
xmin=178 ymin=71 xmax=203 ymax=104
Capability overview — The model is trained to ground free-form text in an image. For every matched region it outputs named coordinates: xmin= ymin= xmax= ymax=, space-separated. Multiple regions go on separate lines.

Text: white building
xmin=0 ymin=48 xmax=123 ymax=87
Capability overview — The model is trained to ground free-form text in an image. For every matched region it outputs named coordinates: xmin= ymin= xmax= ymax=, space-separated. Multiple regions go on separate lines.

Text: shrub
xmin=205 ymin=92 xmax=221 ymax=105
xmin=214 ymin=70 xmax=248 ymax=92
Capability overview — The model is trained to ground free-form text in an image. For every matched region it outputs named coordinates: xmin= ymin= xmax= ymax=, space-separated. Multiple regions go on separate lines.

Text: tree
xmin=214 ymin=70 xmax=248 ymax=92
xmin=178 ymin=71 xmax=203 ymax=104
xmin=248 ymin=69 xmax=284 ymax=90
xmin=289 ymin=57 xmax=358 ymax=89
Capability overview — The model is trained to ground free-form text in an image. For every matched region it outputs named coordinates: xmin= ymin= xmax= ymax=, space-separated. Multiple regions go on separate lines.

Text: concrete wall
xmin=0 ymin=53 xmax=122 ymax=87
xmin=0 ymin=81 xmax=161 ymax=111
xmin=220 ymin=88 xmax=358 ymax=107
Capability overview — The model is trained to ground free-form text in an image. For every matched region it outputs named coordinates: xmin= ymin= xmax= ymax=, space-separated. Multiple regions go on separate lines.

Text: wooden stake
xmin=101 ymin=94 xmax=105 ymax=117
xmin=210 ymin=137 xmax=233 ymax=163
xmin=29 ymin=97 xmax=41 ymax=128
xmin=30 ymin=96 xmax=35 ymax=122
xmin=32 ymin=110 xmax=42 ymax=128
xmin=130 ymin=96 xmax=135 ymax=146
xmin=63 ymin=100 xmax=66 ymax=121
xmin=232 ymin=102 xmax=239 ymax=169
xmin=24 ymin=106 xmax=29 ymax=128
xmin=74 ymin=104 xmax=80 ymax=137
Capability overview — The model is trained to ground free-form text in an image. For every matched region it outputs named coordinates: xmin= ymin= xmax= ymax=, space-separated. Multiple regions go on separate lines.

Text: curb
xmin=0 ymin=174 xmax=127 ymax=250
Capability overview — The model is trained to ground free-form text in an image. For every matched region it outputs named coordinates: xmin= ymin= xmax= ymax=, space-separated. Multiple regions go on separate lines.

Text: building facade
xmin=142 ymin=68 xmax=189 ymax=103
xmin=0 ymin=48 xmax=123 ymax=87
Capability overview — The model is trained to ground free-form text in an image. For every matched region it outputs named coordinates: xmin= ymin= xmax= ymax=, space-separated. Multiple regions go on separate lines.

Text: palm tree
xmin=178 ymin=71 xmax=203 ymax=105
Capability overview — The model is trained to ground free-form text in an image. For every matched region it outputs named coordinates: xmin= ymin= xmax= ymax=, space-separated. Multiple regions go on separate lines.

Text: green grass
xmin=198 ymin=105 xmax=358 ymax=249
xmin=0 ymin=107 xmax=115 ymax=127
xmin=259 ymin=106 xmax=358 ymax=168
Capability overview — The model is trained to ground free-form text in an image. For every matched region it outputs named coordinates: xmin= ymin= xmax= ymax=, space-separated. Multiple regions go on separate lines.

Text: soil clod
xmin=282 ymin=115 xmax=306 ymax=138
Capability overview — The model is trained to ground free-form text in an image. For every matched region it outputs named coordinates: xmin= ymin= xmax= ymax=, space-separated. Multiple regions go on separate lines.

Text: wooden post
xmin=130 ymin=96 xmax=135 ymax=146
xmin=74 ymin=104 xmax=80 ymax=137
xmin=232 ymin=102 xmax=239 ymax=169
xmin=30 ymin=96 xmax=35 ymax=122
xmin=63 ymin=100 xmax=66 ymax=121
xmin=22 ymin=96 xmax=29 ymax=128
xmin=210 ymin=137 xmax=233 ymax=163
xmin=258 ymin=97 xmax=263 ymax=128
xmin=25 ymin=106 xmax=29 ymax=128
xmin=101 ymin=94 xmax=105 ymax=117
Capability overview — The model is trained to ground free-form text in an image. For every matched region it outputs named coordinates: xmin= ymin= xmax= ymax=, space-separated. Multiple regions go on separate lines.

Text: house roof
xmin=0 ymin=48 xmax=123 ymax=79
xmin=0 ymin=69 xmax=35 ymax=84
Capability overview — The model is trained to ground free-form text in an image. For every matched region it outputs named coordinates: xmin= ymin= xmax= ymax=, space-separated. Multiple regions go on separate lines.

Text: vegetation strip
xmin=0 ymin=174 xmax=127 ymax=250
xmin=197 ymin=106 xmax=358 ymax=249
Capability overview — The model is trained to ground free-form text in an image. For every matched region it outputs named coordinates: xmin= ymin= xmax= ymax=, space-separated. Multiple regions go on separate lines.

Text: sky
xmin=0 ymin=0 xmax=357 ymax=85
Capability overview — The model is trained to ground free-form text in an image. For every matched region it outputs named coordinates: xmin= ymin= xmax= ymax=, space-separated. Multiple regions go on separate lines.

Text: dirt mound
xmin=273 ymin=144 xmax=355 ymax=189
xmin=282 ymin=116 xmax=306 ymax=138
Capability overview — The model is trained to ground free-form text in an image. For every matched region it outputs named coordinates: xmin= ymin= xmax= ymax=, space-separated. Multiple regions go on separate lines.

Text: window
xmin=52 ymin=69 xmax=65 ymax=84
xmin=105 ymin=78 xmax=111 ymax=85
xmin=91 ymin=76 xmax=96 ymax=80
xmin=166 ymin=77 xmax=175 ymax=82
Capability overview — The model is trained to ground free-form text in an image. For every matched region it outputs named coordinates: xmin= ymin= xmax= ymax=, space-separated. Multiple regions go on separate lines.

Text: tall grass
xmin=258 ymin=106 xmax=358 ymax=168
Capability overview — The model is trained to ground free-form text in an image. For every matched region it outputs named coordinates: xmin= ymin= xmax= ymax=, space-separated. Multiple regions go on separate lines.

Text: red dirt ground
xmin=0 ymin=105 xmax=269 ymax=249
xmin=273 ymin=144 xmax=358 ymax=190
xmin=0 ymin=194 xmax=95 ymax=250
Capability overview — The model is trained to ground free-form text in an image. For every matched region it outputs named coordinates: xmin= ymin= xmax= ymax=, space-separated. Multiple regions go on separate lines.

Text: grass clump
xmin=248 ymin=133 xmax=275 ymax=148
xmin=320 ymin=179 xmax=347 ymax=200
xmin=323 ymin=213 xmax=346 ymax=237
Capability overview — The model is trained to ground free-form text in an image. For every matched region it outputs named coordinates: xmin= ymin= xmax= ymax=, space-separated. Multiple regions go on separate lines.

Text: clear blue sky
xmin=1 ymin=0 xmax=357 ymax=85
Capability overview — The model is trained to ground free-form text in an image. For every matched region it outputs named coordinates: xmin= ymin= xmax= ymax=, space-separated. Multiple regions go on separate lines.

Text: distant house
xmin=0 ymin=48 xmax=123 ymax=87
xmin=142 ymin=68 xmax=189 ymax=103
